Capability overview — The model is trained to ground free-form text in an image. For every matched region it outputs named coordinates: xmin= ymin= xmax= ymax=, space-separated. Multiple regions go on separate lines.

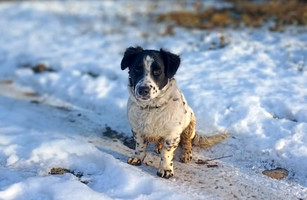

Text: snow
xmin=0 ymin=1 xmax=306 ymax=200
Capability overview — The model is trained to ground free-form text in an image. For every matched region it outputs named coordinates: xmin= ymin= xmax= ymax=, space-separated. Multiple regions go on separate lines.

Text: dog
xmin=121 ymin=46 xmax=228 ymax=178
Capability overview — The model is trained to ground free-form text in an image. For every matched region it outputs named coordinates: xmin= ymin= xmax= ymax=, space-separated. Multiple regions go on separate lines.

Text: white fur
xmin=144 ymin=55 xmax=153 ymax=71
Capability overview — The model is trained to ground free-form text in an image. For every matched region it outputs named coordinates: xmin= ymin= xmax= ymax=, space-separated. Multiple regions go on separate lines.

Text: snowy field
xmin=0 ymin=1 xmax=306 ymax=199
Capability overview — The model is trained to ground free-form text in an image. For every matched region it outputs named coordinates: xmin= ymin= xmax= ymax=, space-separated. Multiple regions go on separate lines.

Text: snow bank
xmin=0 ymin=96 xmax=187 ymax=200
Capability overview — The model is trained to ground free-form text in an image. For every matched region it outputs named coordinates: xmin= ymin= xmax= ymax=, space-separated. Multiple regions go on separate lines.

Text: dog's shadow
xmin=95 ymin=139 xmax=162 ymax=177
xmin=98 ymin=128 xmax=200 ymax=180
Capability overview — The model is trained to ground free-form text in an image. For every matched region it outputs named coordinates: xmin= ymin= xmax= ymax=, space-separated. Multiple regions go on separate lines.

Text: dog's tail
xmin=192 ymin=132 xmax=229 ymax=148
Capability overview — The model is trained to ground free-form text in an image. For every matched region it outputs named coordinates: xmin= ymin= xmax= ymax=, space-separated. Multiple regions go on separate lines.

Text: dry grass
xmin=157 ymin=0 xmax=307 ymax=31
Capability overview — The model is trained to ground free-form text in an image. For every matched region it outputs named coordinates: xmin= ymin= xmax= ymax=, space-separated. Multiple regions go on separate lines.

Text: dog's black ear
xmin=121 ymin=46 xmax=143 ymax=70
xmin=160 ymin=49 xmax=180 ymax=78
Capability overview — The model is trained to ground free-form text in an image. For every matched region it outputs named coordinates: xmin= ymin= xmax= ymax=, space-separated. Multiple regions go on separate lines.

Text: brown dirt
xmin=262 ymin=168 xmax=289 ymax=180
xmin=49 ymin=167 xmax=71 ymax=175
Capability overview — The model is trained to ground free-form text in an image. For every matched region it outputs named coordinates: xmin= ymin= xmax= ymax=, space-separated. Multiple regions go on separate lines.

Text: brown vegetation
xmin=157 ymin=0 xmax=307 ymax=31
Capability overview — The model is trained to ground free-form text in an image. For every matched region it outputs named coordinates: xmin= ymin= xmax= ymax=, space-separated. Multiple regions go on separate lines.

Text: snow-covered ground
xmin=0 ymin=1 xmax=306 ymax=199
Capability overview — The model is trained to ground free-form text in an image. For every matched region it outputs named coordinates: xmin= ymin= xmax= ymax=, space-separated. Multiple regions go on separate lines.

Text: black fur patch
xmin=121 ymin=47 xmax=181 ymax=98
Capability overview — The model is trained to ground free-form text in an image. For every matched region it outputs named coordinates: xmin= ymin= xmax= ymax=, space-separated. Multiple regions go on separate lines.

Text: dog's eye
xmin=153 ymin=69 xmax=161 ymax=76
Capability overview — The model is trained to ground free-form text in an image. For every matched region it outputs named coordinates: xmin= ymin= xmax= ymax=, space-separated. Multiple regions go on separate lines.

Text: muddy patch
xmin=102 ymin=126 xmax=135 ymax=149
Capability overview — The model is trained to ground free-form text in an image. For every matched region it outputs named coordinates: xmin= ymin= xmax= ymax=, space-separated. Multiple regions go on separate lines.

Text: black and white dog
xmin=121 ymin=47 xmax=227 ymax=178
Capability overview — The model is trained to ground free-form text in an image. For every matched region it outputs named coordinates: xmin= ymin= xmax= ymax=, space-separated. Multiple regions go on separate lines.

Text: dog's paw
xmin=179 ymin=150 xmax=193 ymax=163
xmin=157 ymin=168 xmax=174 ymax=179
xmin=127 ymin=157 xmax=142 ymax=166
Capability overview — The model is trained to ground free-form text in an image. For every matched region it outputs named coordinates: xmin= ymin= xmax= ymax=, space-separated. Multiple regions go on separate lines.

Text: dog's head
xmin=121 ymin=47 xmax=180 ymax=101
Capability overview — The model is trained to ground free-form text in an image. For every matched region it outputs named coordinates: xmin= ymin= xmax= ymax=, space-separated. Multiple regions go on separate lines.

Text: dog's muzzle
xmin=135 ymin=86 xmax=151 ymax=101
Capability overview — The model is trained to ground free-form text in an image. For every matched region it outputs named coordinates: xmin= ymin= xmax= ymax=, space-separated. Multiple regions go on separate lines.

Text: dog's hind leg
xmin=180 ymin=114 xmax=196 ymax=163
xmin=127 ymin=130 xmax=147 ymax=166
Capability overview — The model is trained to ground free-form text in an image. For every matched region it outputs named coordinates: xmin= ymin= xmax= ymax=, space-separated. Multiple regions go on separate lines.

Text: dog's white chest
xmin=127 ymin=83 xmax=192 ymax=138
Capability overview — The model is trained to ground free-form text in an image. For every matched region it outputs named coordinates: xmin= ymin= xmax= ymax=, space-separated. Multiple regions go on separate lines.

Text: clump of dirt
xmin=102 ymin=126 xmax=135 ymax=149
xmin=32 ymin=63 xmax=49 ymax=73
xmin=262 ymin=168 xmax=289 ymax=180
xmin=49 ymin=168 xmax=71 ymax=175
xmin=49 ymin=168 xmax=88 ymax=184
xmin=157 ymin=0 xmax=307 ymax=31
xmin=20 ymin=63 xmax=56 ymax=73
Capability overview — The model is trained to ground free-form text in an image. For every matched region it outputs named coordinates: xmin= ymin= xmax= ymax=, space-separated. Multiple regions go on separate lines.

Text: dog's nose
xmin=138 ymin=86 xmax=150 ymax=96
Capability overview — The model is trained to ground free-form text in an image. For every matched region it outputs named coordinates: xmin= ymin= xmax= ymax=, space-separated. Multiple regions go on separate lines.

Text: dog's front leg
xmin=157 ymin=136 xmax=180 ymax=179
xmin=127 ymin=131 xmax=147 ymax=166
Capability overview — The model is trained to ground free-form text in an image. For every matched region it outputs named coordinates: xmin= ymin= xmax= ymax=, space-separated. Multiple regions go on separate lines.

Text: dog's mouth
xmin=134 ymin=92 xmax=151 ymax=101
xmin=137 ymin=96 xmax=150 ymax=101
